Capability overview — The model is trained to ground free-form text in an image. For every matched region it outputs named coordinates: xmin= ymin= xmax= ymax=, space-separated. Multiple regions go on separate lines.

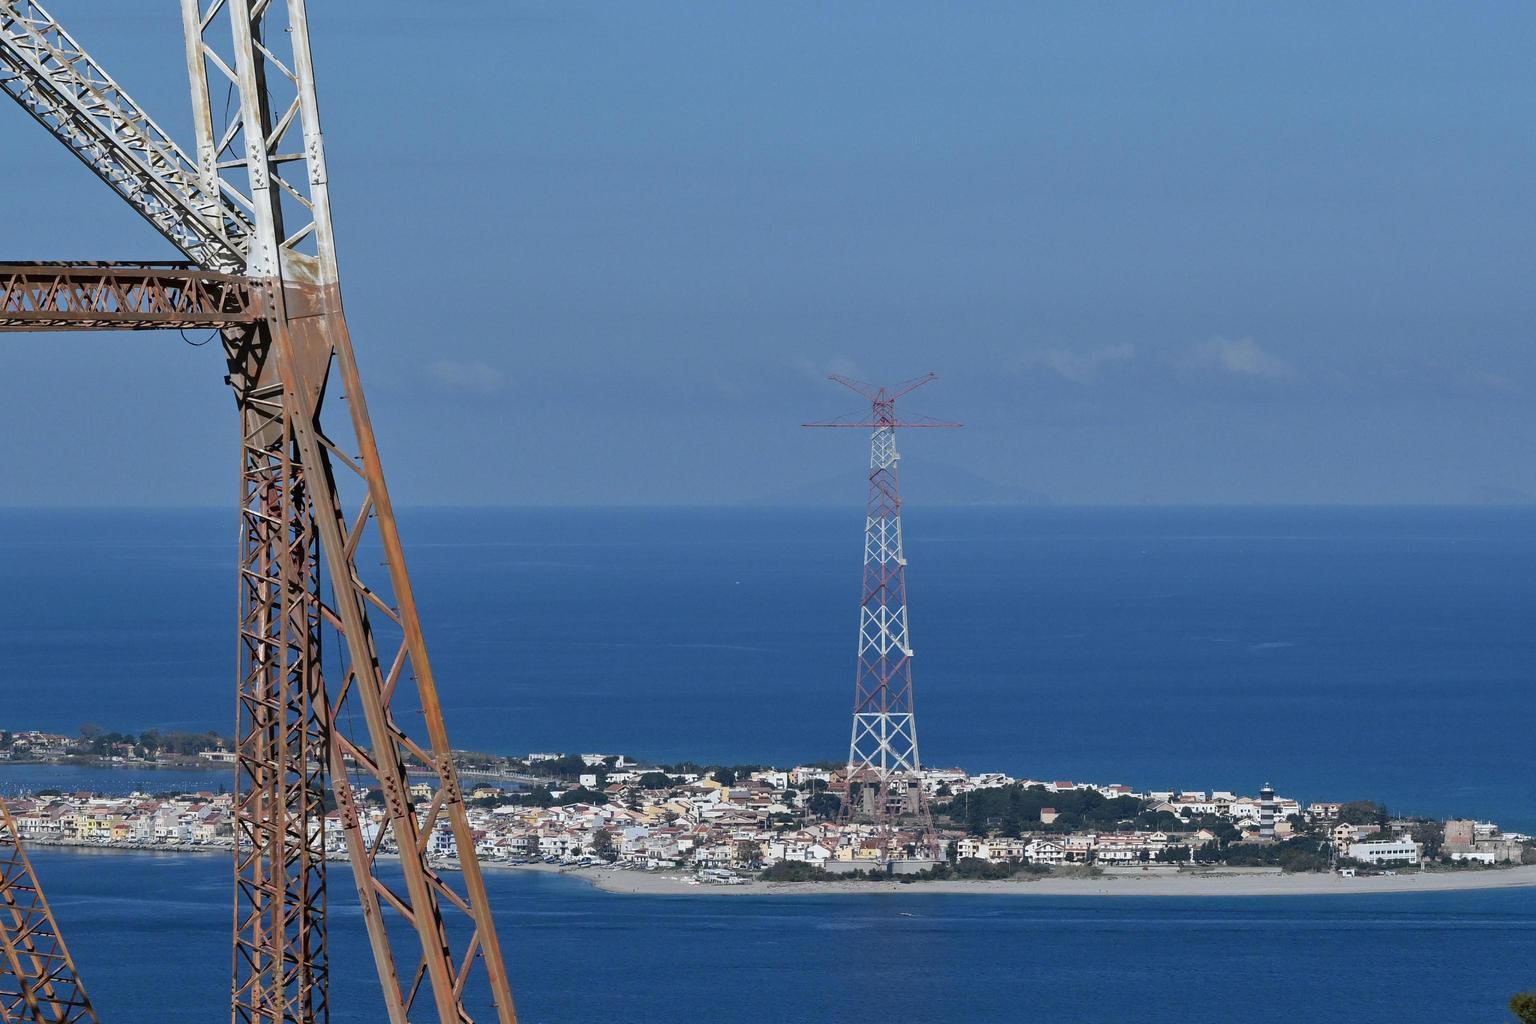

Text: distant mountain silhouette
xmin=758 ymin=462 xmax=1052 ymax=507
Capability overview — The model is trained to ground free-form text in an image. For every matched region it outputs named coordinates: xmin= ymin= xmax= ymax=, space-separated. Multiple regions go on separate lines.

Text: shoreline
xmin=490 ymin=860 xmax=1536 ymax=898
xmin=27 ymin=842 xmax=1536 ymax=897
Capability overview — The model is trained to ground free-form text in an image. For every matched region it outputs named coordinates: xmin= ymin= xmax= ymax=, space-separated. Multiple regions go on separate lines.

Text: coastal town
xmin=3 ymin=726 xmax=1532 ymax=883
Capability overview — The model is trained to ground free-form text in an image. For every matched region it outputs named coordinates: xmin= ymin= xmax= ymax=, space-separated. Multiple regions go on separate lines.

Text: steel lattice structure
xmin=0 ymin=2 xmax=517 ymax=1022
xmin=805 ymin=374 xmax=959 ymax=862
xmin=0 ymin=803 xmax=96 ymax=1024
xmin=0 ymin=262 xmax=260 ymax=329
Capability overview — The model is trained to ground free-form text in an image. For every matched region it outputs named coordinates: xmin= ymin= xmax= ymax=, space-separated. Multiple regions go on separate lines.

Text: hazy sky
xmin=4 ymin=2 xmax=1535 ymax=505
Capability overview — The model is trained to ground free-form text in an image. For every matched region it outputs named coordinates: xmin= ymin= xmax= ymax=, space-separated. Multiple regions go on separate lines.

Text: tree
xmin=760 ymin=860 xmax=832 ymax=882
xmin=1137 ymin=809 xmax=1184 ymax=832
xmin=807 ymin=792 xmax=841 ymax=820
xmin=1338 ymin=801 xmax=1387 ymax=826
xmin=738 ymin=841 xmax=764 ymax=868
xmin=953 ymin=857 xmax=1012 ymax=880
xmin=1410 ymin=821 xmax=1444 ymax=859
xmin=638 ymin=771 xmax=673 ymax=790
xmin=592 ymin=827 xmax=616 ymax=862
xmin=1510 ymin=993 xmax=1536 ymax=1024
xmin=525 ymin=754 xmax=588 ymax=780
xmin=713 ymin=767 xmax=737 ymax=788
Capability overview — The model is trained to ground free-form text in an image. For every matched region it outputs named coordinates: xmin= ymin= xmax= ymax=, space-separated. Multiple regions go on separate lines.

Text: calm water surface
xmin=8 ymin=506 xmax=1536 ymax=1021
xmin=31 ymin=847 xmax=1536 ymax=1024
xmin=2 ymin=505 xmax=1532 ymax=825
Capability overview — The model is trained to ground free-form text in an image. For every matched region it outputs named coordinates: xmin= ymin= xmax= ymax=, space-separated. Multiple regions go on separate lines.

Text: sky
xmin=3 ymin=1 xmax=1535 ymax=505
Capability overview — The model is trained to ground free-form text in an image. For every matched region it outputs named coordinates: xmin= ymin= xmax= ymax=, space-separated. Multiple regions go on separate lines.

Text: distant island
xmin=5 ymin=725 xmax=1533 ymax=895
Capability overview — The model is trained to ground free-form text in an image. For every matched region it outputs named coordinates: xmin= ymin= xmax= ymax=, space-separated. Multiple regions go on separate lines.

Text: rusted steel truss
xmin=0 ymin=802 xmax=97 ymax=1024
xmin=0 ymin=262 xmax=261 ymax=331
xmin=230 ymin=326 xmax=329 ymax=1024
xmin=254 ymin=293 xmax=518 ymax=1024
xmin=0 ymin=0 xmax=520 ymax=1021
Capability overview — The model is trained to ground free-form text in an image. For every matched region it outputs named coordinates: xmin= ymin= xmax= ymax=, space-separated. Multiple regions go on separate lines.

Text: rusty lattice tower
xmin=805 ymin=373 xmax=958 ymax=862
xmin=1 ymin=2 xmax=516 ymax=1022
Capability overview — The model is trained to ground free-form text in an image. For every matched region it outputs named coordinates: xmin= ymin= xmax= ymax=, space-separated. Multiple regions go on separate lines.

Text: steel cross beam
xmin=0 ymin=262 xmax=263 ymax=331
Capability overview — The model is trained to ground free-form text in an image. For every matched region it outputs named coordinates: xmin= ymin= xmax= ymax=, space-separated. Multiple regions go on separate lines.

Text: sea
xmin=3 ymin=505 xmax=1536 ymax=1021
xmin=28 ymin=847 xmax=1536 ymax=1024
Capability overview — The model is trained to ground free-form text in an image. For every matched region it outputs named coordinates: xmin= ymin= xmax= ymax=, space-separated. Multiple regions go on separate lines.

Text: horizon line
xmin=1 ymin=501 xmax=1533 ymax=511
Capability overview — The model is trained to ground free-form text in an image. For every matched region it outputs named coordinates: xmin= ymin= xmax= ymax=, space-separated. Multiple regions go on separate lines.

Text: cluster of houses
xmin=3 ymin=756 xmax=1528 ymax=875
xmin=0 ymin=730 xmax=78 ymax=760
xmin=4 ymin=791 xmax=233 ymax=845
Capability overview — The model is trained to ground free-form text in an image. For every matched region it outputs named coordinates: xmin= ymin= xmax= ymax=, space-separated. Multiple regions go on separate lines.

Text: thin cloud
xmin=1194 ymin=337 xmax=1294 ymax=381
xmin=429 ymin=359 xmax=506 ymax=397
xmin=1018 ymin=344 xmax=1136 ymax=384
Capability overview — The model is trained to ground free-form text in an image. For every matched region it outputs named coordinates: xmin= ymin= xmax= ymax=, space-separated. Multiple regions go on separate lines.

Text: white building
xmin=749 ymin=770 xmax=790 ymax=791
xmin=1347 ymin=838 xmax=1421 ymax=865
xmin=426 ymin=826 xmax=456 ymax=858
xmin=789 ymin=766 xmax=832 ymax=786
xmin=1024 ymin=839 xmax=1065 ymax=865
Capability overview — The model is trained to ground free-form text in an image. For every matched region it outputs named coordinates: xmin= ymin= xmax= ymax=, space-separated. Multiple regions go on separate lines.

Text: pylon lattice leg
xmin=0 ymin=801 xmax=98 ymax=1024
xmin=230 ymin=325 xmax=329 ymax=1024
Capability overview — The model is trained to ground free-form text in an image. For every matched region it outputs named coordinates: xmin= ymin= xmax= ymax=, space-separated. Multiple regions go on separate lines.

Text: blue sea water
xmin=29 ymin=847 xmax=1536 ymax=1024
xmin=2 ymin=505 xmax=1533 ymax=826
xmin=7 ymin=506 xmax=1536 ymax=1022
xmin=0 ymin=763 xmax=232 ymax=797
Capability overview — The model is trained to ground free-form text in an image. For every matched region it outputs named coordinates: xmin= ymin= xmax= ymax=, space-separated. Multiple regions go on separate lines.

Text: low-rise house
xmin=1093 ymin=834 xmax=1148 ymax=863
xmin=1024 ymin=839 xmax=1065 ymax=865
xmin=1060 ymin=833 xmax=1096 ymax=863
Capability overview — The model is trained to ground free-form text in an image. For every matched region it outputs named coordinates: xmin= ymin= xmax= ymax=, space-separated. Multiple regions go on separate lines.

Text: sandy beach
xmin=35 ymin=844 xmax=1536 ymax=898
xmin=508 ymin=863 xmax=1536 ymax=898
